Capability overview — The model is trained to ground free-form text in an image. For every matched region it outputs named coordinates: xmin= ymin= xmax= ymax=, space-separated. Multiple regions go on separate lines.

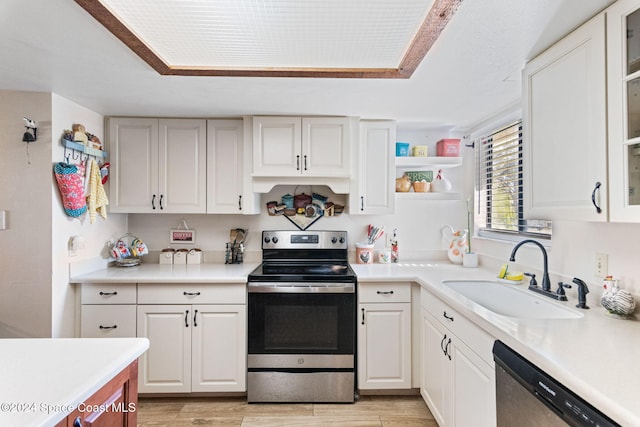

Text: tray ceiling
xmin=75 ymin=0 xmax=461 ymax=78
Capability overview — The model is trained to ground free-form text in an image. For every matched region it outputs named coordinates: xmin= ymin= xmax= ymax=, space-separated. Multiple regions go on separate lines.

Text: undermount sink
xmin=442 ymin=280 xmax=583 ymax=319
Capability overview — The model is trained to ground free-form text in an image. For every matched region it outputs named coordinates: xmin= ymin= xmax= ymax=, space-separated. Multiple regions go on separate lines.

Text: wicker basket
xmin=413 ymin=181 xmax=430 ymax=192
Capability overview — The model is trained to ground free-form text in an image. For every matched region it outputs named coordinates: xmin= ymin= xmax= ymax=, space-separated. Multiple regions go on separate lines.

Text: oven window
xmin=265 ymin=305 xmax=338 ymax=351
xmin=248 ymin=292 xmax=355 ymax=355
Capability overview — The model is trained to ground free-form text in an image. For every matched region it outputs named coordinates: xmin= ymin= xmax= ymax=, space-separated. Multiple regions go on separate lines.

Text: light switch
xmin=0 ymin=210 xmax=6 ymax=230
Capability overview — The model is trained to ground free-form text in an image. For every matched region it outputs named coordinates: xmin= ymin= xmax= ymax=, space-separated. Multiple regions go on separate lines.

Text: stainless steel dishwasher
xmin=493 ymin=341 xmax=620 ymax=427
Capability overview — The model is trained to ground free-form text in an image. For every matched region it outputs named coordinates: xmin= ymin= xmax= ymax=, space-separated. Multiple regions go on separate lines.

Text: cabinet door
xmin=191 ymin=304 xmax=247 ymax=392
xmin=358 ymin=302 xmax=411 ymax=389
xmin=207 ymin=119 xmax=244 ymax=213
xmin=158 ymin=119 xmax=207 ymax=213
xmin=108 ymin=118 xmax=159 ymax=213
xmin=608 ymin=0 xmax=640 ymax=221
xmin=421 ymin=309 xmax=447 ymax=427
xmin=137 ymin=305 xmax=191 ymax=393
xmin=523 ymin=13 xmax=607 ymax=221
xmin=450 ymin=339 xmax=496 ymax=427
xmin=350 ymin=120 xmax=396 ymax=214
xmin=253 ymin=116 xmax=302 ymax=176
xmin=302 ymin=117 xmax=350 ymax=176
xmin=64 ymin=361 xmax=138 ymax=427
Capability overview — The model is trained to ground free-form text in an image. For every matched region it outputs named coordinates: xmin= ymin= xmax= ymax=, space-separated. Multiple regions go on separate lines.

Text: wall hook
xmin=22 ymin=117 xmax=37 ymax=142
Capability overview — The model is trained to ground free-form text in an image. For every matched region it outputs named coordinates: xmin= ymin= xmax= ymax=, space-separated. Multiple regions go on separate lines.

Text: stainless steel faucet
xmin=510 ymin=239 xmax=554 ymax=297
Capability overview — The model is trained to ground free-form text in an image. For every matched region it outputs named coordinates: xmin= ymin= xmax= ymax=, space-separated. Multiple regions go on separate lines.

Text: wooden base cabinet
xmin=420 ymin=289 xmax=495 ymax=427
xmin=55 ymin=360 xmax=139 ymax=427
xmin=358 ymin=282 xmax=411 ymax=390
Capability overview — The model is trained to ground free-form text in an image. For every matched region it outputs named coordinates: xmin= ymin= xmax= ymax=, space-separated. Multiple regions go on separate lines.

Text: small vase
xmin=463 ymin=252 xmax=478 ymax=268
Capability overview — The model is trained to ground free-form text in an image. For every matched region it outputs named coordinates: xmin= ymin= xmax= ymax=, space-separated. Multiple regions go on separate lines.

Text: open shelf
xmin=395 ymin=191 xmax=461 ymax=201
xmin=395 ymin=156 xmax=462 ymax=168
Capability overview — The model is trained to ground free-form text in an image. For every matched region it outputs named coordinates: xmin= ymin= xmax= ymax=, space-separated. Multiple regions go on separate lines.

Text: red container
xmin=436 ymin=139 xmax=461 ymax=157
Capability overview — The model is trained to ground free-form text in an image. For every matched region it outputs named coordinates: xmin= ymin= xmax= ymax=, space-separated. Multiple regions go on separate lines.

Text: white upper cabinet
xmin=350 ymin=120 xmax=396 ymax=214
xmin=108 ymin=118 xmax=207 ymax=213
xmin=523 ymin=13 xmax=608 ymax=221
xmin=252 ymin=116 xmax=350 ymax=177
xmin=206 ymin=119 xmax=259 ymax=214
xmin=607 ymin=0 xmax=640 ymax=222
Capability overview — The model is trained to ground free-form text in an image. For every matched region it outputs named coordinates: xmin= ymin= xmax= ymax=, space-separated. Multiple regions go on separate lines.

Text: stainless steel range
xmin=247 ymin=230 xmax=357 ymax=403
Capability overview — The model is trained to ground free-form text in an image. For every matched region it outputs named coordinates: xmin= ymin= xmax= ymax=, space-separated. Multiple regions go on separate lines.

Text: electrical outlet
xmin=595 ymin=253 xmax=608 ymax=278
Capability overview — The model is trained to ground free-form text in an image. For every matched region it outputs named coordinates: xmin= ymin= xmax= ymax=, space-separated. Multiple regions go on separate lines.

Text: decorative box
xmin=396 ymin=142 xmax=410 ymax=156
xmin=436 ymin=139 xmax=461 ymax=157
xmin=411 ymin=146 xmax=428 ymax=157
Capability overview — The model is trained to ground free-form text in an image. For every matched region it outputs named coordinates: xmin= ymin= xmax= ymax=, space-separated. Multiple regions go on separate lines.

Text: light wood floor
xmin=136 ymin=395 xmax=437 ymax=427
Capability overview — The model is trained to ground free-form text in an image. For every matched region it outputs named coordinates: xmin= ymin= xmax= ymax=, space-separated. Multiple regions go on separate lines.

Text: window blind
xmin=476 ymin=121 xmax=552 ymax=237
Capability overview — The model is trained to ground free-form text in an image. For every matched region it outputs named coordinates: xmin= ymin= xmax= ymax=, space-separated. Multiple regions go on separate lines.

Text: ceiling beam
xmin=74 ymin=0 xmax=462 ymax=79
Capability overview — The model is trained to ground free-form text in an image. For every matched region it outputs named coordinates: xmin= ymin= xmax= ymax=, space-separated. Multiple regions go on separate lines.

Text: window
xmin=476 ymin=120 xmax=552 ymax=238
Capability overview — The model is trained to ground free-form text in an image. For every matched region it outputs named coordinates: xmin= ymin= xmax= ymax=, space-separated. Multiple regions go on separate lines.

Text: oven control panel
xmin=262 ymin=230 xmax=347 ymax=249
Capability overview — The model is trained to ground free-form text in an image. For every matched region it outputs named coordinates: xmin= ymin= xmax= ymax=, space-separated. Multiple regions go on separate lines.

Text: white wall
xmin=51 ymin=93 xmax=127 ymax=337
xmin=0 ymin=91 xmax=53 ymax=337
xmin=0 ymin=90 xmax=127 ymax=338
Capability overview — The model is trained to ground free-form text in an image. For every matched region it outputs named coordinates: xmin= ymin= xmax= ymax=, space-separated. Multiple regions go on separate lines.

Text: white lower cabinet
xmin=137 ymin=303 xmax=246 ymax=393
xmin=135 ymin=284 xmax=247 ymax=394
xmin=80 ymin=283 xmax=137 ymax=338
xmin=420 ymin=288 xmax=495 ymax=427
xmin=358 ymin=282 xmax=411 ymax=390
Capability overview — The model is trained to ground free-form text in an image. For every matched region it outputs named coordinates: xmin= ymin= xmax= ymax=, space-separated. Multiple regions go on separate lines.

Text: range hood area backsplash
xmin=127 ymin=184 xmax=466 ymax=263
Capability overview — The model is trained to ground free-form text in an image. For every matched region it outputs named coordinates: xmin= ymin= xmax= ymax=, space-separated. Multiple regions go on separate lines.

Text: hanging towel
xmin=54 ymin=162 xmax=87 ymax=218
xmin=87 ymin=158 xmax=109 ymax=223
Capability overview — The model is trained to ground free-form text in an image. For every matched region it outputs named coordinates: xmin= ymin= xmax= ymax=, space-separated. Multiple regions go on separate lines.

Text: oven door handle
xmin=247 ymin=283 xmax=355 ymax=293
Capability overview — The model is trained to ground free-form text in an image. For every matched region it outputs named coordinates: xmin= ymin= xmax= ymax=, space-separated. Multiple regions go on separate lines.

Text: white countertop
xmin=70 ymin=261 xmax=639 ymax=425
xmin=353 ymin=262 xmax=639 ymax=427
xmin=69 ymin=262 xmax=259 ymax=284
xmin=0 ymin=337 xmax=149 ymax=427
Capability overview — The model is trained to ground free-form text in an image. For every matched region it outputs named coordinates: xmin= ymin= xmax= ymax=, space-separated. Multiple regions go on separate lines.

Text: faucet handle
xmin=556 ymin=282 xmax=571 ymax=301
xmin=524 ymin=272 xmax=537 ymax=287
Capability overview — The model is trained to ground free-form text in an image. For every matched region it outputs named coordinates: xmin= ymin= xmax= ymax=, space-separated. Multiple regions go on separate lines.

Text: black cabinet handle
xmin=99 ymin=291 xmax=117 ymax=296
xmin=443 ymin=311 xmax=454 ymax=322
xmin=440 ymin=334 xmax=448 ymax=355
xmin=193 ymin=309 xmax=198 ymax=327
xmin=159 ymin=194 xmax=164 ymax=210
xmin=238 ymin=195 xmax=242 ymax=211
xmin=296 ymin=155 xmax=300 ymax=170
xmin=152 ymin=194 xmax=156 ymax=210
xmin=185 ymin=309 xmax=189 ymax=327
xmin=360 ymin=196 xmax=364 ymax=211
xmin=376 ymin=290 xmax=394 ymax=295
xmin=361 ymin=308 xmax=365 ymax=325
xmin=303 ymin=155 xmax=308 ymax=171
xmin=183 ymin=291 xmax=201 ymax=296
xmin=445 ymin=338 xmax=452 ymax=360
xmin=99 ymin=325 xmax=117 ymax=330
xmin=591 ymin=181 xmax=602 ymax=214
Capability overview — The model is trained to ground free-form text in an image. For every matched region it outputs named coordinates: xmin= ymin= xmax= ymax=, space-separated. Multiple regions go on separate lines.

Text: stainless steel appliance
xmin=493 ymin=340 xmax=619 ymax=427
xmin=247 ymin=230 xmax=356 ymax=403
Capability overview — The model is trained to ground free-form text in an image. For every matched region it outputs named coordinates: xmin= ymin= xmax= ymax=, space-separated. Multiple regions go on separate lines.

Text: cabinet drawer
xmin=421 ymin=288 xmax=494 ymax=365
xmin=359 ymin=282 xmax=411 ymax=303
xmin=81 ymin=283 xmax=137 ymax=304
xmin=81 ymin=305 xmax=137 ymax=338
xmin=137 ymin=283 xmax=246 ymax=304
